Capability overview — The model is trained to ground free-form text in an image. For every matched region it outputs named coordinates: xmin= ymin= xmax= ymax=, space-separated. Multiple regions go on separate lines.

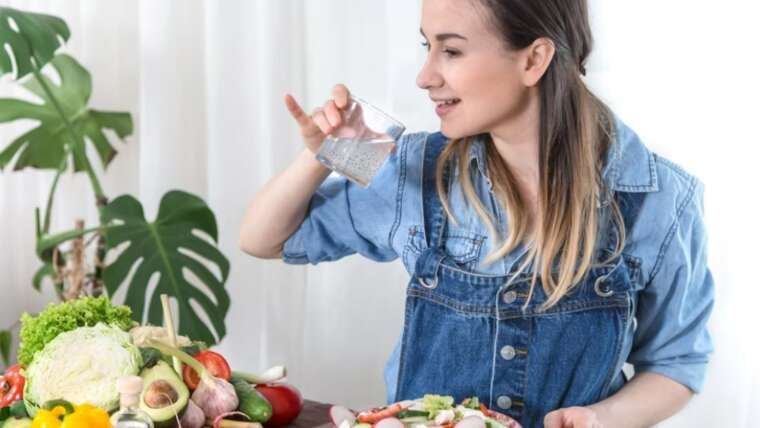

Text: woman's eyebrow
xmin=419 ymin=28 xmax=468 ymax=42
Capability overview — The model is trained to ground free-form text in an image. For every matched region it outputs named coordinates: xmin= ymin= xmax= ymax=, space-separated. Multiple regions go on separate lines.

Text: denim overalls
xmin=393 ymin=132 xmax=644 ymax=427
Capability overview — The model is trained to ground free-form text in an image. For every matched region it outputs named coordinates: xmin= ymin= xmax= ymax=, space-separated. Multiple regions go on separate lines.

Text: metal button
xmin=500 ymin=345 xmax=516 ymax=361
xmin=497 ymin=395 xmax=512 ymax=410
xmin=502 ymin=291 xmax=517 ymax=304
xmin=594 ymin=275 xmax=613 ymax=297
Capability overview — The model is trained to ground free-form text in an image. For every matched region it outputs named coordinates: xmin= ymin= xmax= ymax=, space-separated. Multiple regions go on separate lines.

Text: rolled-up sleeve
xmin=282 ymin=133 xmax=421 ymax=265
xmin=628 ymin=181 xmax=715 ymax=393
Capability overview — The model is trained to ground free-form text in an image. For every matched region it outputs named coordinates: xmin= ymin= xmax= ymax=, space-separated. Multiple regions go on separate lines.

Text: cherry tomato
xmin=254 ymin=383 xmax=303 ymax=426
xmin=182 ymin=350 xmax=231 ymax=390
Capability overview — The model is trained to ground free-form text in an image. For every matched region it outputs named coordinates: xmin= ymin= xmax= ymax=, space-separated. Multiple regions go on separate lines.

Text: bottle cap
xmin=117 ymin=375 xmax=144 ymax=395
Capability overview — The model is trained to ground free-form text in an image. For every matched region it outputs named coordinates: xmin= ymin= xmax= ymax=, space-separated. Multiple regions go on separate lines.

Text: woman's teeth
xmin=437 ymin=99 xmax=460 ymax=106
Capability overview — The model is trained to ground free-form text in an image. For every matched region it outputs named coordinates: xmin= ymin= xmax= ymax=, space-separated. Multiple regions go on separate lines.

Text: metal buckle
xmin=418 ymin=276 xmax=438 ymax=289
xmin=594 ymin=275 xmax=614 ymax=297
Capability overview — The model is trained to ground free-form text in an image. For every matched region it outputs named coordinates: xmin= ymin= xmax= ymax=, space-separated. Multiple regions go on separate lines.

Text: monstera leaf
xmin=101 ymin=191 xmax=231 ymax=345
xmin=0 ymin=7 xmax=69 ymax=79
xmin=0 ymin=53 xmax=132 ymax=171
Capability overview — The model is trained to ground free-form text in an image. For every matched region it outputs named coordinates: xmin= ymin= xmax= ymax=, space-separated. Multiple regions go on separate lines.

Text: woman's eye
xmin=420 ymin=41 xmax=459 ymax=58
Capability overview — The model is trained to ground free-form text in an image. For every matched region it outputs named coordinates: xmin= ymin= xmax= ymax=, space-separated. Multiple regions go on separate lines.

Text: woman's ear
xmin=520 ymin=37 xmax=556 ymax=87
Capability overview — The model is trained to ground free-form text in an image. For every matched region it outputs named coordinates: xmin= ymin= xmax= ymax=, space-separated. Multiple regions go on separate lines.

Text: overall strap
xmin=413 ymin=132 xmax=451 ymax=285
xmin=421 ymin=132 xmax=451 ymax=249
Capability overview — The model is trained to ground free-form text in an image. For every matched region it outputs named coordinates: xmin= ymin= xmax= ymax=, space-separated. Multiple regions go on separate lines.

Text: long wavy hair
xmin=436 ymin=0 xmax=625 ymax=310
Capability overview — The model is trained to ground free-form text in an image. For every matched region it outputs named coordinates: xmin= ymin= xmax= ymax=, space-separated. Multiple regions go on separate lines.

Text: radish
xmin=330 ymin=405 xmax=356 ymax=428
xmin=455 ymin=416 xmax=486 ymax=428
xmin=372 ymin=417 xmax=404 ymax=428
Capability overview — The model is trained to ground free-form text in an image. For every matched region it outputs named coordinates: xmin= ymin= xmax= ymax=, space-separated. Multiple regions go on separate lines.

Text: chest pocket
xmin=402 ymin=225 xmax=486 ymax=272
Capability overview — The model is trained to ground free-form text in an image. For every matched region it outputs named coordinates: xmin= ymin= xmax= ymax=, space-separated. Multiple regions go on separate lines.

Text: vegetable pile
xmin=0 ymin=296 xmax=303 ymax=428
xmin=329 ymin=395 xmax=522 ymax=428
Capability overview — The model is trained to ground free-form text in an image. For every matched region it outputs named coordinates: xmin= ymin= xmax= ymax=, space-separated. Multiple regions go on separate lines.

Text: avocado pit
xmin=144 ymin=380 xmax=180 ymax=408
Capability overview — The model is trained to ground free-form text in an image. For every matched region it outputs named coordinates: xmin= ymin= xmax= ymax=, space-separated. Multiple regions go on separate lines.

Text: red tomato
xmin=182 ymin=350 xmax=232 ymax=390
xmin=255 ymin=383 xmax=303 ymax=426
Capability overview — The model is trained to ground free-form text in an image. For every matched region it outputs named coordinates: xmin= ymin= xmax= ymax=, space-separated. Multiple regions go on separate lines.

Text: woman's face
xmin=417 ymin=0 xmax=531 ymax=139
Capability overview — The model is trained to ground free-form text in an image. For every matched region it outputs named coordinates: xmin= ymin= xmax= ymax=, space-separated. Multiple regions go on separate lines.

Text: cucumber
xmin=484 ymin=417 xmax=508 ymax=428
xmin=232 ymin=379 xmax=273 ymax=423
xmin=354 ymin=424 xmax=372 ymax=428
xmin=395 ymin=410 xmax=429 ymax=419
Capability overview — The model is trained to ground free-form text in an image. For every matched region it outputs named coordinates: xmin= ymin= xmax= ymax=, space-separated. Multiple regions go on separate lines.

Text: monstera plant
xmin=0 ymin=7 xmax=231 ymax=365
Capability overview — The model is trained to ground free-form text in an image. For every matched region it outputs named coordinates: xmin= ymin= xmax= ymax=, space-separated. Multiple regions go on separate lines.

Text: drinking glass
xmin=316 ymin=96 xmax=405 ymax=188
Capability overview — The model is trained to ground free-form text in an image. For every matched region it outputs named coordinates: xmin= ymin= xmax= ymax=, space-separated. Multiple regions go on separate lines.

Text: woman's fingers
xmin=332 ymin=84 xmax=351 ymax=109
xmin=284 ymin=94 xmax=311 ymax=127
xmin=543 ymin=411 xmax=563 ymax=428
xmin=323 ymin=99 xmax=343 ymax=128
xmin=311 ymin=108 xmax=334 ymax=135
xmin=285 ymin=94 xmax=324 ymax=139
xmin=285 ymin=85 xmax=352 ymax=139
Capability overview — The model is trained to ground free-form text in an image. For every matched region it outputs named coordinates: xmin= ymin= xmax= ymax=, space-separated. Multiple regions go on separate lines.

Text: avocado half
xmin=139 ymin=361 xmax=189 ymax=427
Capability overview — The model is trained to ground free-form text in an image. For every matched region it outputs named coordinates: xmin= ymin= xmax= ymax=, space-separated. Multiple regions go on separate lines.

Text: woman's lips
xmin=435 ymin=99 xmax=460 ymax=117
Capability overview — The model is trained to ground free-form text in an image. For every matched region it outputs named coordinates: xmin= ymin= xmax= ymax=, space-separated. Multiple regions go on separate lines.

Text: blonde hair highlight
xmin=435 ymin=85 xmax=625 ymax=311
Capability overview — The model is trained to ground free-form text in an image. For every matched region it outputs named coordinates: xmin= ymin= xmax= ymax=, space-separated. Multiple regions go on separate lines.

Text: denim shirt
xmin=283 ymin=118 xmax=715 ymax=404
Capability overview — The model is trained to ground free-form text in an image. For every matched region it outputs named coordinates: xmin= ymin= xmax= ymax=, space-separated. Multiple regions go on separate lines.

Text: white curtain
xmin=1 ymin=1 xmax=757 ymax=426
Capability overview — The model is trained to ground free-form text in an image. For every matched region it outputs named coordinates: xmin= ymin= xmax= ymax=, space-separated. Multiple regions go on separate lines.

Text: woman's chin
xmin=440 ymin=122 xmax=480 ymax=140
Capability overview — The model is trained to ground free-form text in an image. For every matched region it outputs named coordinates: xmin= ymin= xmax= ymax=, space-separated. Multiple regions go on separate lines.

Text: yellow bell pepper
xmin=31 ymin=406 xmax=67 ymax=428
xmin=62 ymin=404 xmax=111 ymax=428
xmin=32 ymin=403 xmax=112 ymax=428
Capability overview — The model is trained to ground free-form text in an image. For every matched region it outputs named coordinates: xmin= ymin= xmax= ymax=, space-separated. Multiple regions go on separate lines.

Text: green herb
xmin=422 ymin=394 xmax=455 ymax=418
xmin=139 ymin=347 xmax=164 ymax=370
xmin=9 ymin=400 xmax=28 ymax=418
xmin=396 ymin=410 xmax=430 ymax=419
xmin=18 ymin=296 xmax=134 ymax=365
xmin=462 ymin=397 xmax=480 ymax=410
xmin=180 ymin=341 xmax=208 ymax=356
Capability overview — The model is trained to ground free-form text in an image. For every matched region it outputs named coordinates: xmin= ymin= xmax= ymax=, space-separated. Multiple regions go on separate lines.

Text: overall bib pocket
xmin=403 ymin=225 xmax=486 ymax=272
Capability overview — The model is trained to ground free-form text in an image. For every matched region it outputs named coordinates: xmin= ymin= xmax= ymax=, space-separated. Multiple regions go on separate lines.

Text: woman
xmin=239 ymin=0 xmax=714 ymax=426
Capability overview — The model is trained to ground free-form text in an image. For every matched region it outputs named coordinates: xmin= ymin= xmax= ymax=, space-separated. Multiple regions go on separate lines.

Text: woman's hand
xmin=544 ymin=407 xmax=603 ymax=428
xmin=284 ymin=84 xmax=351 ymax=154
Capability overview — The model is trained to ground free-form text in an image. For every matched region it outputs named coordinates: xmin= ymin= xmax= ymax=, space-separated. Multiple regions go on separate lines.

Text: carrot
xmin=357 ymin=402 xmax=412 ymax=424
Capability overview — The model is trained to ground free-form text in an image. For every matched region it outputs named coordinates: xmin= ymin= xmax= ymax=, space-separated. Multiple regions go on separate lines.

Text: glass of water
xmin=316 ymin=96 xmax=405 ymax=188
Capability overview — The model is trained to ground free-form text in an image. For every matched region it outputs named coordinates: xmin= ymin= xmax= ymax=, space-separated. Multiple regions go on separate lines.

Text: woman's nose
xmin=416 ymin=57 xmax=443 ymax=89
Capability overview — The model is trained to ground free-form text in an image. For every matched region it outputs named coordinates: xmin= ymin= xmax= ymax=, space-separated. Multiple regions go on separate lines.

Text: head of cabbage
xmin=23 ymin=323 xmax=142 ymax=416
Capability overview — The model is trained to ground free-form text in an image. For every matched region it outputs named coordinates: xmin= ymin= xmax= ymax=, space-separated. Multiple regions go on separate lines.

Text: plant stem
xmin=30 ymin=55 xmax=112 ymax=297
xmin=43 ymin=154 xmax=69 ymax=234
xmin=231 ymin=366 xmax=287 ymax=384
xmin=29 ymin=57 xmax=106 ymax=205
xmin=146 ymin=340 xmax=210 ymax=381
xmin=161 ymin=294 xmax=183 ymax=376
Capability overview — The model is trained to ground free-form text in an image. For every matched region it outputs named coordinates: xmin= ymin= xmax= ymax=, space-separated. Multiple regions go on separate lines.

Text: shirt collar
xmin=466 ymin=116 xmax=659 ymax=199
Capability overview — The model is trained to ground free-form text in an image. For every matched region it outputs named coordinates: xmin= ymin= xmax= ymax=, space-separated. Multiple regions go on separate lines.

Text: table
xmin=284 ymin=400 xmax=333 ymax=428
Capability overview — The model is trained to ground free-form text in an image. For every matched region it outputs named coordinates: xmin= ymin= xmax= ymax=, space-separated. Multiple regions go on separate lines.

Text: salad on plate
xmin=329 ymin=395 xmax=522 ymax=428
